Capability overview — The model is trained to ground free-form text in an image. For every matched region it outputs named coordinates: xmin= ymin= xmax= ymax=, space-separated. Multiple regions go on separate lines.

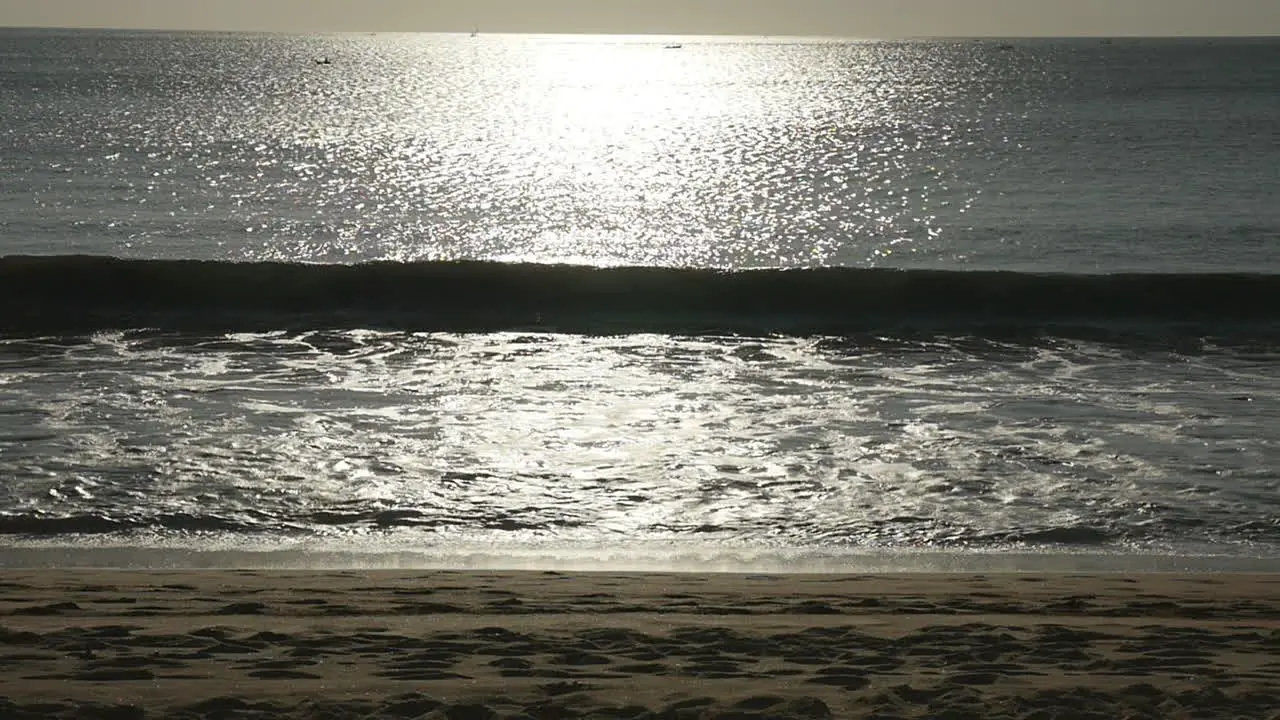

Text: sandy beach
xmin=1 ymin=571 xmax=1278 ymax=719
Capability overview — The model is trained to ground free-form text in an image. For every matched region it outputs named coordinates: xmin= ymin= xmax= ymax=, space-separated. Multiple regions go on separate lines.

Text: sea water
xmin=1 ymin=30 xmax=1278 ymax=570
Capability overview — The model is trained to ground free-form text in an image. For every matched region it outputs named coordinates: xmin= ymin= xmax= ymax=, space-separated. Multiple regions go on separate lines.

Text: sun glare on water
xmin=260 ymin=34 xmax=971 ymax=268
xmin=479 ymin=37 xmax=737 ymax=267
xmin=402 ymin=35 xmax=964 ymax=269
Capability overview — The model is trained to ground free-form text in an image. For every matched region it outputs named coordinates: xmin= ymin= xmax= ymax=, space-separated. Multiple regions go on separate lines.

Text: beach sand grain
xmin=1 ymin=571 xmax=1278 ymax=719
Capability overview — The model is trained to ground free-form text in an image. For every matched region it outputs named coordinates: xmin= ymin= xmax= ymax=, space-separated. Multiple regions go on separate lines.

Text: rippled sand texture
xmin=2 ymin=571 xmax=1279 ymax=719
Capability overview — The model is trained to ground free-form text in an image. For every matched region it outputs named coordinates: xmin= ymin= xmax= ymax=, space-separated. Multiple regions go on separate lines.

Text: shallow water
xmin=2 ymin=330 xmax=1277 ymax=561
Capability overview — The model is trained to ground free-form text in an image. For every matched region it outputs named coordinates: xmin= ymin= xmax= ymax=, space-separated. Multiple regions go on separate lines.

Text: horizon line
xmin=2 ymin=25 xmax=1279 ymax=40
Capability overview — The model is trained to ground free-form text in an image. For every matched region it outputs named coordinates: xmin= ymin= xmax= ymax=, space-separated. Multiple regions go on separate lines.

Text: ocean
xmin=1 ymin=29 xmax=1277 ymax=570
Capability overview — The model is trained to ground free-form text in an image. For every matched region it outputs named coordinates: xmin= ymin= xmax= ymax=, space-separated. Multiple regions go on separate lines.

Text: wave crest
xmin=3 ymin=255 xmax=1278 ymax=337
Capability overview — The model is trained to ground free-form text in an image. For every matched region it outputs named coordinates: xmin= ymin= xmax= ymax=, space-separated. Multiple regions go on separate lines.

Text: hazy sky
xmin=2 ymin=0 xmax=1279 ymax=37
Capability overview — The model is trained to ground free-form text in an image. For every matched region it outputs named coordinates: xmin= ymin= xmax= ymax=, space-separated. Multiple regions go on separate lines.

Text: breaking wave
xmin=3 ymin=255 xmax=1278 ymax=337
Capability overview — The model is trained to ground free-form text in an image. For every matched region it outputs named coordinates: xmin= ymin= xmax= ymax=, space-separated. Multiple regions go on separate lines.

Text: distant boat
xmin=470 ymin=26 xmax=479 ymax=38
xmin=314 ymin=57 xmax=332 ymax=65
xmin=664 ymin=43 xmax=683 ymax=49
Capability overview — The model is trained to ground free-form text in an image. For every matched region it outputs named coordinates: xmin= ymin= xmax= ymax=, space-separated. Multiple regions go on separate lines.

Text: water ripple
xmin=1 ymin=331 xmax=1276 ymax=553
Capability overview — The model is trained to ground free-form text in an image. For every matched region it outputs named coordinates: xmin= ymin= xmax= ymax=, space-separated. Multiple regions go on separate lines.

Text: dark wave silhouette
xmin=3 ymin=255 xmax=1278 ymax=337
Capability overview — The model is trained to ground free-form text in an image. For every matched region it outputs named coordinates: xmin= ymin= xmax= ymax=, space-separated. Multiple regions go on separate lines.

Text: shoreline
xmin=6 ymin=543 xmax=1280 ymax=574
xmin=3 ymin=570 xmax=1279 ymax=718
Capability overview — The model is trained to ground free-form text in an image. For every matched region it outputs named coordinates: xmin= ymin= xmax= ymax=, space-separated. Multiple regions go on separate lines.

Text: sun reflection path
xmin=486 ymin=39 xmax=741 ymax=266
xmin=363 ymin=37 xmax=985 ymax=268
xmin=25 ymin=33 xmax=1008 ymax=268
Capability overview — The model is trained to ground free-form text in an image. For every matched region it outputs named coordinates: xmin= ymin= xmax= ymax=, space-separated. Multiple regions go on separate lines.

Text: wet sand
xmin=2 ymin=570 xmax=1279 ymax=719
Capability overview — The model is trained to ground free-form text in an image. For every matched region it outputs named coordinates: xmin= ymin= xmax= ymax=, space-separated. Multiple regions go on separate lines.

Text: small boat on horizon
xmin=314 ymin=57 xmax=332 ymax=65
xmin=664 ymin=43 xmax=683 ymax=49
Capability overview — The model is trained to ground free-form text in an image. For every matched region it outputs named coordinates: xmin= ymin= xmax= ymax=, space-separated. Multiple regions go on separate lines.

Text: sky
xmin=2 ymin=0 xmax=1279 ymax=37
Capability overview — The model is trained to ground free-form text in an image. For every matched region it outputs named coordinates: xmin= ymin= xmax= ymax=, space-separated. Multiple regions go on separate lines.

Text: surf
xmin=3 ymin=255 xmax=1278 ymax=338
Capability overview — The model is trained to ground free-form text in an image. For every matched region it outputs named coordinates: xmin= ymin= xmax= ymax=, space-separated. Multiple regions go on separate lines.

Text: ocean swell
xmin=3 ymin=255 xmax=1278 ymax=337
